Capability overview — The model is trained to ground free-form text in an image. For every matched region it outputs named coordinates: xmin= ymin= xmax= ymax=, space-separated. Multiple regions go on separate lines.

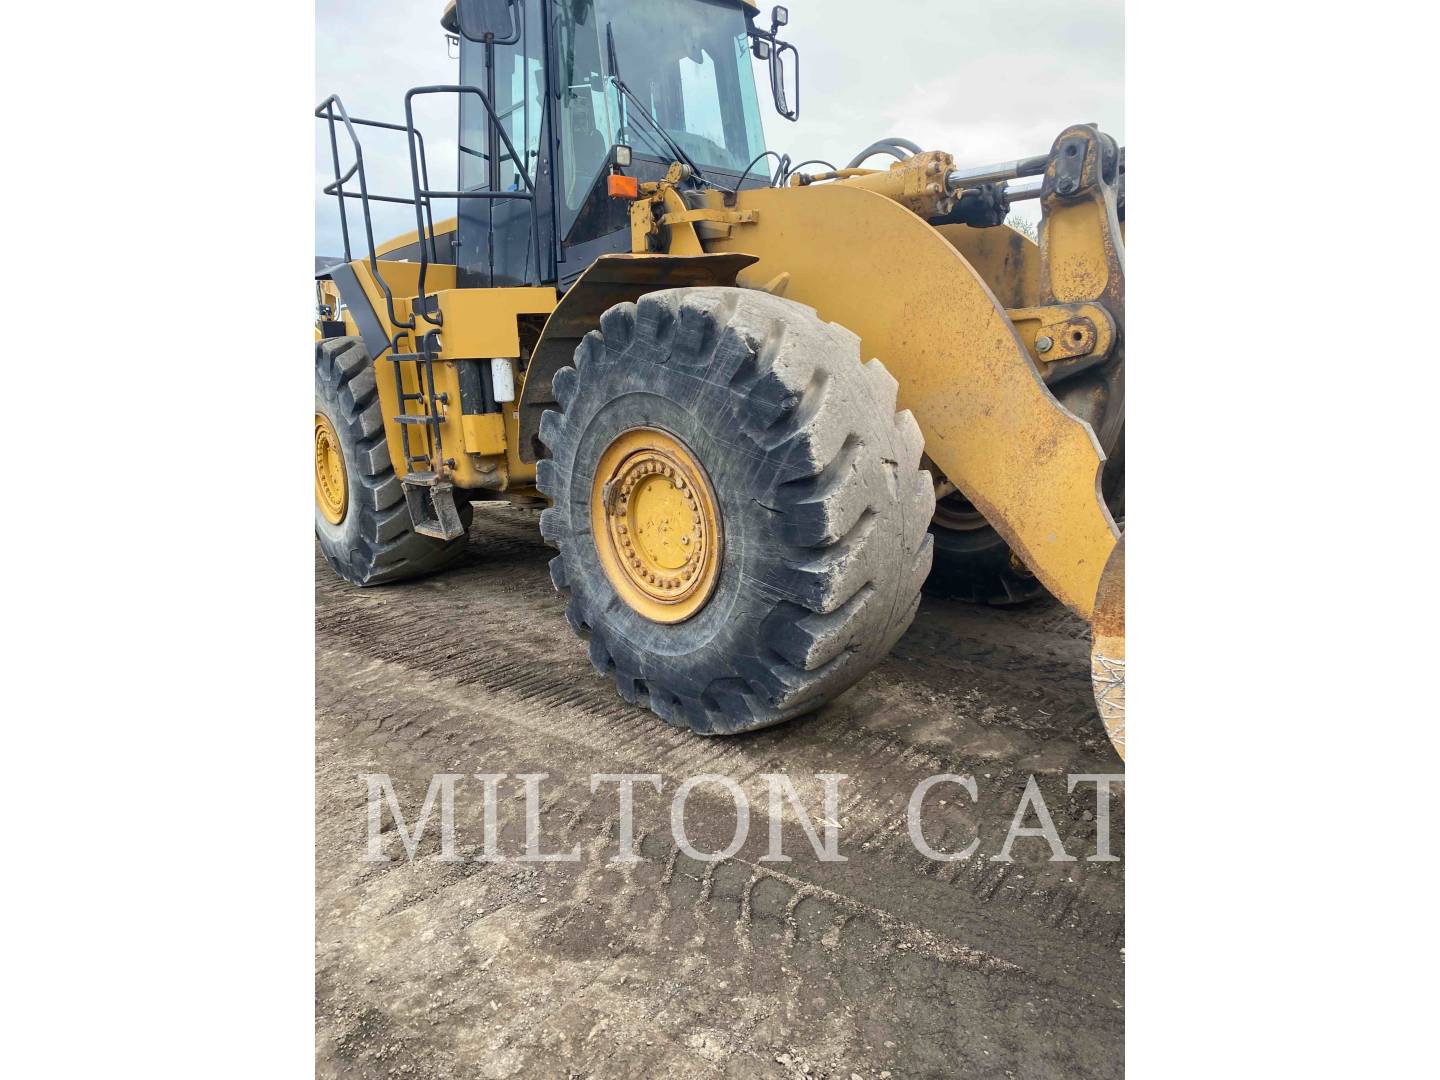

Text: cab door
xmin=456 ymin=0 xmax=551 ymax=287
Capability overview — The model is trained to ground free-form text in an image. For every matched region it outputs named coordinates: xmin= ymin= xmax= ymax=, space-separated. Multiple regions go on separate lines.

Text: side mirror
xmin=769 ymin=40 xmax=799 ymax=122
xmin=748 ymin=5 xmax=798 ymax=120
xmin=455 ymin=0 xmax=519 ymax=45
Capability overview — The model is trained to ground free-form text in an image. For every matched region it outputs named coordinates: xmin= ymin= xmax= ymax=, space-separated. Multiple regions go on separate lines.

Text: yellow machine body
xmin=319 ymin=134 xmax=1123 ymax=620
xmin=699 ymin=182 xmax=1119 ymax=619
xmin=329 ymin=255 xmax=555 ymax=493
xmin=517 ymin=133 xmax=1121 ymax=624
xmin=316 ymin=119 xmax=1125 ymax=749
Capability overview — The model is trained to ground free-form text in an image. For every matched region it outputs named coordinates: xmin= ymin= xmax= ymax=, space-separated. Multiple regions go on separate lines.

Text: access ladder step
xmin=401 ymin=474 xmax=466 ymax=541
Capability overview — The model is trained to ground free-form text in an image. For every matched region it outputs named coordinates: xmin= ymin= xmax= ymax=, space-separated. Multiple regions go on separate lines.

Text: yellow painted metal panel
xmin=1045 ymin=198 xmax=1112 ymax=302
xmin=705 ymin=184 xmax=1118 ymax=618
xmin=503 ymin=404 xmax=537 ymax=486
xmin=349 ymin=261 xmax=555 ymax=492
xmin=373 ymin=260 xmax=455 ymax=297
xmin=934 ymin=223 xmax=1042 ymax=309
xmin=350 ymin=262 xmax=464 ymax=484
xmin=435 ymin=287 xmax=557 ymax=360
xmin=461 ymin=412 xmax=507 ymax=456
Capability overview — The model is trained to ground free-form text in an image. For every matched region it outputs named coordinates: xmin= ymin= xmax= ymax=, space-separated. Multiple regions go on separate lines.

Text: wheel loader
xmin=314 ymin=0 xmax=1127 ymax=756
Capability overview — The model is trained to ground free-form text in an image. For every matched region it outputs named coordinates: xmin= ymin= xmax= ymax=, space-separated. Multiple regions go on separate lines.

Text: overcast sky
xmin=315 ymin=0 xmax=1123 ymax=257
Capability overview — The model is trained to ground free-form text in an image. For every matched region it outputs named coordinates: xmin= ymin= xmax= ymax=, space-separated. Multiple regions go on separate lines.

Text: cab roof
xmin=441 ymin=0 xmax=760 ymax=33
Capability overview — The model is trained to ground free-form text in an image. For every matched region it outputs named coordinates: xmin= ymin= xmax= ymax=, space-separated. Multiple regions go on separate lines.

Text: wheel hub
xmin=314 ymin=412 xmax=348 ymax=525
xmin=591 ymin=428 xmax=722 ymax=624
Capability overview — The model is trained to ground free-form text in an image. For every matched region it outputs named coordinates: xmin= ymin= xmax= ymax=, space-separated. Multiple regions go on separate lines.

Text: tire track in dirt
xmin=317 ymin=659 xmax=1125 ymax=1079
xmin=317 ymin=504 xmax=1124 ymax=1078
xmin=318 ymin=506 xmax=1123 ymax=935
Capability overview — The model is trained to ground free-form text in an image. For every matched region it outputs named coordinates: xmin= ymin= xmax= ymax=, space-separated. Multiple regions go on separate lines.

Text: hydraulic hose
xmin=845 ymin=137 xmax=923 ymax=169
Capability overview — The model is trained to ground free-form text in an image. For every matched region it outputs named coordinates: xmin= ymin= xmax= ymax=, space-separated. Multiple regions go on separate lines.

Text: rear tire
xmin=926 ymin=515 xmax=1049 ymax=606
xmin=536 ymin=288 xmax=934 ymax=734
xmin=314 ymin=336 xmax=472 ymax=586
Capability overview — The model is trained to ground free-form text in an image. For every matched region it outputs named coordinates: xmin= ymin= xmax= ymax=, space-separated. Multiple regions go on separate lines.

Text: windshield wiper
xmin=604 ymin=22 xmax=706 ymax=183
xmin=609 ymin=75 xmax=707 ymax=182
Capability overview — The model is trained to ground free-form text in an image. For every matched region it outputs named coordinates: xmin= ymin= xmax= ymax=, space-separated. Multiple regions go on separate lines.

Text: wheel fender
xmin=517 ymin=252 xmax=757 ymax=465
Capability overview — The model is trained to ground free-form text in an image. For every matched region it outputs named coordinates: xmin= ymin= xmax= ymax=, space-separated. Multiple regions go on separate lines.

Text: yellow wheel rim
xmin=314 ymin=412 xmax=348 ymax=525
xmin=591 ymin=428 xmax=722 ymax=624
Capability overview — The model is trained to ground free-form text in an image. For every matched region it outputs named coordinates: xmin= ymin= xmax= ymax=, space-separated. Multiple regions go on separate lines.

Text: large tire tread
xmin=536 ymin=289 xmax=933 ymax=735
xmin=315 ymin=337 xmax=472 ymax=587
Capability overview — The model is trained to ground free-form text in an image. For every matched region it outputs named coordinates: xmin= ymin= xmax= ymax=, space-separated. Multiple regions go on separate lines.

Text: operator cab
xmin=442 ymin=0 xmax=796 ymax=289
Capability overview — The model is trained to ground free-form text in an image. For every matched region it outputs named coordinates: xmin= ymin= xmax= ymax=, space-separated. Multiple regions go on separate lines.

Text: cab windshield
xmin=602 ymin=0 xmax=766 ymax=173
xmin=554 ymin=0 xmax=767 ymax=226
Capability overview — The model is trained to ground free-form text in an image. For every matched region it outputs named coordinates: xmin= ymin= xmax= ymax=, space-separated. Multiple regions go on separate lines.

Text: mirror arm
xmin=766 ymin=38 xmax=799 ymax=122
xmin=780 ymin=40 xmax=799 ymax=121
xmin=747 ymin=21 xmax=800 ymax=122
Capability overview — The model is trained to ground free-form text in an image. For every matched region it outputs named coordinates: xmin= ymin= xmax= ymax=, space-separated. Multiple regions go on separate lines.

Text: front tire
xmin=314 ymin=337 xmax=472 ymax=586
xmin=536 ymin=288 xmax=934 ymax=735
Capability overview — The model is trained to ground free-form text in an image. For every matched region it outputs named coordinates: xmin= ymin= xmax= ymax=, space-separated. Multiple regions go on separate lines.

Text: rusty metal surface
xmin=703 ymin=183 xmax=1118 ymax=618
xmin=1006 ymin=301 xmax=1116 ymax=380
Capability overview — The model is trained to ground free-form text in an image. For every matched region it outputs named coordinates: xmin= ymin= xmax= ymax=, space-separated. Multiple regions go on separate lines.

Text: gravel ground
xmin=316 ymin=503 xmax=1124 ymax=1078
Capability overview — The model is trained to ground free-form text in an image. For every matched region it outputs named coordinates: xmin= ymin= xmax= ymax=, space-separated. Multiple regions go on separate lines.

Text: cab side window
xmin=495 ymin=1 xmax=545 ymax=193
xmin=553 ymin=0 xmax=617 ymax=233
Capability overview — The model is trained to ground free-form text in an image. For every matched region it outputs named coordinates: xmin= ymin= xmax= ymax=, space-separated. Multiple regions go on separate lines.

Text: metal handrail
xmin=315 ymin=95 xmax=441 ymax=337
xmin=401 ymin=84 xmax=540 ymax=326
xmin=316 ymin=85 xmax=544 ymax=479
xmin=316 ymin=98 xmax=440 ymax=262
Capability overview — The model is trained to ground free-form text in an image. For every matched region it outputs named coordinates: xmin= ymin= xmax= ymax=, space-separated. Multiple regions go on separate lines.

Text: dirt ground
xmin=316 ymin=503 xmax=1124 ymax=1079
